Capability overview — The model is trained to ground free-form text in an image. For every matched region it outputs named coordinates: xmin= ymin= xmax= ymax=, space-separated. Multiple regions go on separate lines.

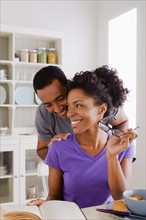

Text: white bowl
xmin=123 ymin=189 xmax=146 ymax=216
xmin=0 ymin=127 xmax=8 ymax=135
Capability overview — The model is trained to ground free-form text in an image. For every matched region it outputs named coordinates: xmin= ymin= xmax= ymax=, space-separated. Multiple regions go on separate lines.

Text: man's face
xmin=37 ymin=79 xmax=68 ymax=119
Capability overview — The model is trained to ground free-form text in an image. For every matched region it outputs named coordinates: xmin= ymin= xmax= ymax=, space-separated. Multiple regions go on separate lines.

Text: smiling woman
xmin=26 ymin=65 xmax=139 ymax=209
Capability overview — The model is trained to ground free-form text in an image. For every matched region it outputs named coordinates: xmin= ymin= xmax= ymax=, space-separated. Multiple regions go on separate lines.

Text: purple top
xmin=44 ymin=134 xmax=136 ymax=208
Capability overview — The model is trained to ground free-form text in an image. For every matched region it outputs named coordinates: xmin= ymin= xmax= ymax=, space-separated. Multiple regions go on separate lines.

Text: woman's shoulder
xmin=50 ymin=134 xmax=75 ymax=149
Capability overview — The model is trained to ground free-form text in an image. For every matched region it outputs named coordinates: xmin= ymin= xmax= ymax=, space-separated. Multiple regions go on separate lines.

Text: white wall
xmin=96 ymin=1 xmax=146 ymax=189
xmin=1 ymin=0 xmax=98 ymax=78
xmin=1 ymin=0 xmax=145 ymax=189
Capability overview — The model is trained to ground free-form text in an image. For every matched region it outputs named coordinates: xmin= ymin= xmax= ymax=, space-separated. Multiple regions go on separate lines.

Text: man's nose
xmin=52 ymin=103 xmax=60 ymax=113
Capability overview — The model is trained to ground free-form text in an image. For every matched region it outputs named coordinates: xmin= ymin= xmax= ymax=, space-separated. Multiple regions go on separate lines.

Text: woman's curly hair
xmin=68 ymin=65 xmax=129 ymax=117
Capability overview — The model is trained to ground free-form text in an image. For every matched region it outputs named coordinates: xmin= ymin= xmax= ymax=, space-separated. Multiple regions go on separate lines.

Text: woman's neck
xmin=75 ymin=128 xmax=108 ymax=157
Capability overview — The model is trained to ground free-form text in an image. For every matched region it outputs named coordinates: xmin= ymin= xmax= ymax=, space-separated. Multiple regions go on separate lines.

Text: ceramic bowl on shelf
xmin=0 ymin=127 xmax=8 ymax=135
xmin=0 ymin=86 xmax=6 ymax=104
xmin=123 ymin=189 xmax=146 ymax=216
xmin=15 ymin=86 xmax=34 ymax=105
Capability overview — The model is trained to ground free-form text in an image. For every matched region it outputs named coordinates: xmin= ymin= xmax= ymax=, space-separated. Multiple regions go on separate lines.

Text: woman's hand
xmin=26 ymin=198 xmax=46 ymax=206
xmin=106 ymin=135 xmax=129 ymax=159
xmin=124 ymin=127 xmax=139 ymax=143
xmin=106 ymin=127 xmax=138 ymax=158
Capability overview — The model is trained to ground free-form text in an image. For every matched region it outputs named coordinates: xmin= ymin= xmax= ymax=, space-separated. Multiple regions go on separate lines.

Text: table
xmin=0 ymin=203 xmax=118 ymax=220
xmin=82 ymin=205 xmax=118 ymax=219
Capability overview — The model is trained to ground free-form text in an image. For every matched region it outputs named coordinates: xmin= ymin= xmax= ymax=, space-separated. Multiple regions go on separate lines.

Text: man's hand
xmin=37 ymin=133 xmax=71 ymax=160
xmin=48 ymin=133 xmax=71 ymax=147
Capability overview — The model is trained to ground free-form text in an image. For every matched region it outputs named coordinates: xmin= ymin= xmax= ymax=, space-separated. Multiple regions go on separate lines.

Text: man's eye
xmin=45 ymin=104 xmax=52 ymax=108
xmin=57 ymin=96 xmax=65 ymax=101
xmin=76 ymin=104 xmax=82 ymax=108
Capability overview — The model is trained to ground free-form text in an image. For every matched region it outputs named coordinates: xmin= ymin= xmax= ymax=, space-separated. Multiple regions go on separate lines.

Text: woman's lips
xmin=70 ymin=120 xmax=82 ymax=128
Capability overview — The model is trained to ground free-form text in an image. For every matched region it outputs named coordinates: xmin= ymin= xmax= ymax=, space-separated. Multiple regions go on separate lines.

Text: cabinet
xmin=0 ymin=135 xmax=47 ymax=205
xmin=0 ymin=24 xmax=63 ymax=135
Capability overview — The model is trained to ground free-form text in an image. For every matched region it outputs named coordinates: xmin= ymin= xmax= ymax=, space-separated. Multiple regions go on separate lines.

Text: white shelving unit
xmin=0 ymin=24 xmax=63 ymax=135
xmin=0 ymin=135 xmax=45 ymax=204
xmin=0 ymin=24 xmax=64 ymax=204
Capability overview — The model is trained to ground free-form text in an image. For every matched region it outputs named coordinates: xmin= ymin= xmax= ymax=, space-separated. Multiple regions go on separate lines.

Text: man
xmin=33 ymin=65 xmax=129 ymax=160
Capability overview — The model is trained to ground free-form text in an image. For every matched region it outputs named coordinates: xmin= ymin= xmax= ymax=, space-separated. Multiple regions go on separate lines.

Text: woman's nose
xmin=67 ymin=107 xmax=76 ymax=117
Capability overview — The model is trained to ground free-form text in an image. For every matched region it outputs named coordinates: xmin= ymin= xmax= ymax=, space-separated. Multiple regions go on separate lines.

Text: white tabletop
xmin=82 ymin=205 xmax=118 ymax=219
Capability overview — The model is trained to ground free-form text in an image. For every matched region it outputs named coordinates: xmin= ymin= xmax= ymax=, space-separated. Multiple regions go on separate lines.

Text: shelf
xmin=25 ymin=171 xmax=37 ymax=176
xmin=0 ymin=60 xmax=13 ymax=65
xmin=15 ymin=80 xmax=33 ymax=85
xmin=0 ymin=25 xmax=63 ymax=134
xmin=0 ymin=80 xmax=13 ymax=84
xmin=0 ymin=174 xmax=13 ymax=179
xmin=15 ymin=105 xmax=38 ymax=108
xmin=0 ymin=25 xmax=63 ymax=204
xmin=0 ymin=105 xmax=13 ymax=108
xmin=15 ymin=61 xmax=61 ymax=68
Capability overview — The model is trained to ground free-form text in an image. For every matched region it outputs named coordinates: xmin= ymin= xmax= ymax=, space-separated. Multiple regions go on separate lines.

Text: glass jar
xmin=37 ymin=48 xmax=47 ymax=63
xmin=47 ymin=48 xmax=57 ymax=64
xmin=20 ymin=49 xmax=29 ymax=62
xmin=29 ymin=50 xmax=37 ymax=63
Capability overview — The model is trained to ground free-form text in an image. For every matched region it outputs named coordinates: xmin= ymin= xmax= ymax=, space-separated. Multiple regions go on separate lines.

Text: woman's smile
xmin=70 ymin=119 xmax=82 ymax=128
xmin=67 ymin=88 xmax=100 ymax=133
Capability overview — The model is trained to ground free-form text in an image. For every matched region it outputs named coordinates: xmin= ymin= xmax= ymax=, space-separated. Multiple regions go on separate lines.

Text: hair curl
xmin=68 ymin=65 xmax=129 ymax=116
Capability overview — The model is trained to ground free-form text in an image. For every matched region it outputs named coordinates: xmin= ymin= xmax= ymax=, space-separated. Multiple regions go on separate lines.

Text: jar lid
xmin=38 ymin=47 xmax=46 ymax=50
xmin=29 ymin=49 xmax=37 ymax=53
xmin=20 ymin=49 xmax=28 ymax=52
xmin=48 ymin=48 xmax=56 ymax=51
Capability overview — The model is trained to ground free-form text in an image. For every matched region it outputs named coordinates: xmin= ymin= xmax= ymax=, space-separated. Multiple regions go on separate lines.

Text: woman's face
xmin=67 ymin=88 xmax=101 ymax=134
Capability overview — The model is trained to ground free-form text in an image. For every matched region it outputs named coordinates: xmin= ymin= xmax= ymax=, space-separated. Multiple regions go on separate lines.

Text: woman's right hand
xmin=26 ymin=198 xmax=46 ymax=206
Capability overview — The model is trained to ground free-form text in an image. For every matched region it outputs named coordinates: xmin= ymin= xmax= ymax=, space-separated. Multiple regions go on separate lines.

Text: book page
xmin=39 ymin=200 xmax=86 ymax=220
xmin=0 ymin=204 xmax=42 ymax=219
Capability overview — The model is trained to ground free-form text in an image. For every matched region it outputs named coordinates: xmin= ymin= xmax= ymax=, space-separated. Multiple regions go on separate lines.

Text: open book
xmin=0 ymin=200 xmax=86 ymax=220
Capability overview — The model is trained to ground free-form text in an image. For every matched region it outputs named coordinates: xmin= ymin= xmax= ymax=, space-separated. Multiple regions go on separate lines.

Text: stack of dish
xmin=0 ymin=86 xmax=6 ymax=104
xmin=0 ymin=164 xmax=8 ymax=176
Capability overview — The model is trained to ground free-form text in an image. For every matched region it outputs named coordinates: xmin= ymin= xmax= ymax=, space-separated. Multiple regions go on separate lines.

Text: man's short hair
xmin=33 ymin=66 xmax=67 ymax=93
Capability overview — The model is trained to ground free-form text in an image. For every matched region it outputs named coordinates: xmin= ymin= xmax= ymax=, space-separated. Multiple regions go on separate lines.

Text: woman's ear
xmin=98 ymin=103 xmax=107 ymax=118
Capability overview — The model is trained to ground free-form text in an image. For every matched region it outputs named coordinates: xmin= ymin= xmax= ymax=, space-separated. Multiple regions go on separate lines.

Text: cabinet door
xmin=19 ymin=137 xmax=43 ymax=204
xmin=0 ymin=141 xmax=19 ymax=204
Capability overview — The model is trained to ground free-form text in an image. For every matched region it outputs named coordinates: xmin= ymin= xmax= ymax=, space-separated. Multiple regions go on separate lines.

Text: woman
xmin=28 ymin=66 xmax=138 ymax=208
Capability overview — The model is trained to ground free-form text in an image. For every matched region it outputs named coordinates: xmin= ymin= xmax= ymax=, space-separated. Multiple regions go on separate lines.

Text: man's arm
xmin=109 ymin=108 xmax=138 ymax=142
xmin=109 ymin=108 xmax=129 ymax=130
xmin=37 ymin=140 xmax=51 ymax=161
xmin=37 ymin=133 xmax=71 ymax=160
